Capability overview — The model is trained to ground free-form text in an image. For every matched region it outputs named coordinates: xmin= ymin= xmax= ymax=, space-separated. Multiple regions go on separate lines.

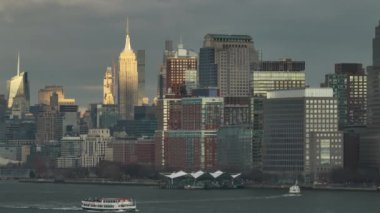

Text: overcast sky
xmin=0 ymin=0 xmax=379 ymax=106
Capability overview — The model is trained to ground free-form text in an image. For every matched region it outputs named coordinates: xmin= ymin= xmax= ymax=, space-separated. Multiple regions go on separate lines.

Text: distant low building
xmin=56 ymin=136 xmax=82 ymax=168
xmin=109 ymin=137 xmax=155 ymax=166
xmin=81 ymin=129 xmax=112 ymax=168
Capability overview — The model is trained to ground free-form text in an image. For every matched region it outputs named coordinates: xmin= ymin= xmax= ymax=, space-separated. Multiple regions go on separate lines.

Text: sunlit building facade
xmin=118 ymin=24 xmax=138 ymax=120
xmin=103 ymin=67 xmax=115 ymax=105
xmin=7 ymin=54 xmax=30 ymax=118
xmin=38 ymin=85 xmax=75 ymax=106
xmin=81 ymin=129 xmax=112 ymax=168
xmin=166 ymin=42 xmax=197 ymax=97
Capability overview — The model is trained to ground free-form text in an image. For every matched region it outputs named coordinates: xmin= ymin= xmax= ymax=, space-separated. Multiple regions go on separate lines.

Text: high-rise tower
xmin=367 ymin=21 xmax=380 ymax=128
xmin=373 ymin=20 xmax=380 ymax=67
xmin=6 ymin=53 xmax=30 ymax=118
xmin=103 ymin=67 xmax=115 ymax=105
xmin=118 ymin=20 xmax=138 ymax=119
xmin=199 ymin=34 xmax=259 ymax=97
xmin=137 ymin=50 xmax=146 ymax=105
xmin=360 ymin=21 xmax=380 ymax=169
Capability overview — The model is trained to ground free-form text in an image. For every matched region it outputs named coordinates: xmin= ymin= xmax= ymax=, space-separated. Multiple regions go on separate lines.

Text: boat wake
xmin=0 ymin=203 xmax=82 ymax=211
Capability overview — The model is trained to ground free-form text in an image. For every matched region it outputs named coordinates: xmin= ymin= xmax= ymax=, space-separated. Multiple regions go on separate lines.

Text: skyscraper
xmin=165 ymin=41 xmax=197 ymax=97
xmin=359 ymin=21 xmax=380 ymax=169
xmin=38 ymin=85 xmax=75 ymax=106
xmin=158 ymin=40 xmax=175 ymax=98
xmin=263 ymin=88 xmax=343 ymax=183
xmin=0 ymin=95 xmax=6 ymax=143
xmin=374 ymin=20 xmax=380 ymax=67
xmin=118 ymin=21 xmax=138 ymax=120
xmin=321 ymin=63 xmax=367 ymax=129
xmin=103 ymin=67 xmax=115 ymax=105
xmin=368 ymin=21 xmax=380 ymax=128
xmin=7 ymin=54 xmax=30 ymax=118
xmin=137 ymin=50 xmax=146 ymax=105
xmin=199 ymin=34 xmax=259 ymax=97
xmin=252 ymin=59 xmax=306 ymax=130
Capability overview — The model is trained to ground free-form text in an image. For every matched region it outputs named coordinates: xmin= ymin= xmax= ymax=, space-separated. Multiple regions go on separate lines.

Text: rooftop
xmin=267 ymin=88 xmax=333 ymax=99
xmin=206 ymin=34 xmax=252 ymax=42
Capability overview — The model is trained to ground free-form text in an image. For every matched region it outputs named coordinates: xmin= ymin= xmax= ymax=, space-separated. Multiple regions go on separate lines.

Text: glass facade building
xmin=217 ymin=126 xmax=253 ymax=171
xmin=322 ymin=63 xmax=367 ymax=129
xmin=7 ymin=55 xmax=30 ymax=118
xmin=252 ymin=59 xmax=306 ymax=130
xmin=263 ymin=88 xmax=343 ymax=182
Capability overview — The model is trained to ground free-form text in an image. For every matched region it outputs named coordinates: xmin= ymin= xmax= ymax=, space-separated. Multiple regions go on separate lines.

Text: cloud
xmin=0 ymin=0 xmax=379 ymax=106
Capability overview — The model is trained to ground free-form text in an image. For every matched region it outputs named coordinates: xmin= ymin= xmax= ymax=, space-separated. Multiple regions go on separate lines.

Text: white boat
xmin=289 ymin=180 xmax=301 ymax=194
xmin=81 ymin=197 xmax=136 ymax=212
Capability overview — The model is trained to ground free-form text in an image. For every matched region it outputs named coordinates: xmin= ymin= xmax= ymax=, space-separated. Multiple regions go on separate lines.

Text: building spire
xmin=126 ymin=17 xmax=129 ymax=35
xmin=17 ymin=52 xmax=20 ymax=76
xmin=124 ymin=18 xmax=131 ymax=51
xmin=178 ymin=34 xmax=184 ymax=49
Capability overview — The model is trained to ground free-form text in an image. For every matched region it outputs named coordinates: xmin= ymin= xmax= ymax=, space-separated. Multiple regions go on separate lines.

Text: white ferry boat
xmin=289 ymin=180 xmax=301 ymax=194
xmin=81 ymin=197 xmax=137 ymax=212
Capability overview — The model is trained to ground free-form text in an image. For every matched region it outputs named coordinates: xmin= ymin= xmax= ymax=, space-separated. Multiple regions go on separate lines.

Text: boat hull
xmin=82 ymin=206 xmax=137 ymax=212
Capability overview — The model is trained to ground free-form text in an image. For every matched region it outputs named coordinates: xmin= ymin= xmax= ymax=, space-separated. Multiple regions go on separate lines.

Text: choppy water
xmin=0 ymin=181 xmax=378 ymax=213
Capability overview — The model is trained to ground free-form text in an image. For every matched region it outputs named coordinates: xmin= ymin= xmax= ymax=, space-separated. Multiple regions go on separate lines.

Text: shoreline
xmin=18 ymin=178 xmax=159 ymax=186
xmin=15 ymin=179 xmax=379 ymax=192
xmin=246 ymin=184 xmax=378 ymax=192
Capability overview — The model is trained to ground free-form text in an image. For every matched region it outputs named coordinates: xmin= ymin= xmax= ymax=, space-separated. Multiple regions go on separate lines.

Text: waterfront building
xmin=263 ymin=88 xmax=343 ymax=182
xmin=118 ymin=22 xmax=138 ymax=119
xmin=109 ymin=137 xmax=155 ymax=166
xmin=38 ymin=85 xmax=75 ymax=106
xmin=137 ymin=50 xmax=146 ymax=105
xmin=199 ymin=34 xmax=259 ymax=97
xmin=7 ymin=54 xmax=30 ymax=118
xmin=321 ymin=63 xmax=367 ymax=129
xmin=154 ymin=97 xmax=223 ymax=170
xmin=103 ymin=67 xmax=115 ymax=105
xmin=56 ymin=136 xmax=82 ymax=168
xmin=166 ymin=41 xmax=197 ymax=97
xmin=81 ymin=129 xmax=112 ymax=168
xmin=359 ymin=21 xmax=380 ymax=170
xmin=155 ymin=130 xmax=217 ymax=171
xmin=217 ymin=126 xmax=253 ymax=171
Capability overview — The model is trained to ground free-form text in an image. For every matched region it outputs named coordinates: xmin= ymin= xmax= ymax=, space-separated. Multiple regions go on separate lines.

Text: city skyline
xmin=0 ymin=0 xmax=379 ymax=106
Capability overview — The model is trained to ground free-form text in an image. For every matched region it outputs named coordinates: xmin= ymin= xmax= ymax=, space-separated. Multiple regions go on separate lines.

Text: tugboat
xmin=81 ymin=197 xmax=136 ymax=212
xmin=289 ymin=180 xmax=301 ymax=194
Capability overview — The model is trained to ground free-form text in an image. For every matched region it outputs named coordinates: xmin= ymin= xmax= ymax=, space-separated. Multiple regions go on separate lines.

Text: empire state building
xmin=118 ymin=22 xmax=138 ymax=119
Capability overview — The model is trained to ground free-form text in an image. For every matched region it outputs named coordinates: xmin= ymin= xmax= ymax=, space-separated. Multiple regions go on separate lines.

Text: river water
xmin=0 ymin=181 xmax=378 ymax=213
